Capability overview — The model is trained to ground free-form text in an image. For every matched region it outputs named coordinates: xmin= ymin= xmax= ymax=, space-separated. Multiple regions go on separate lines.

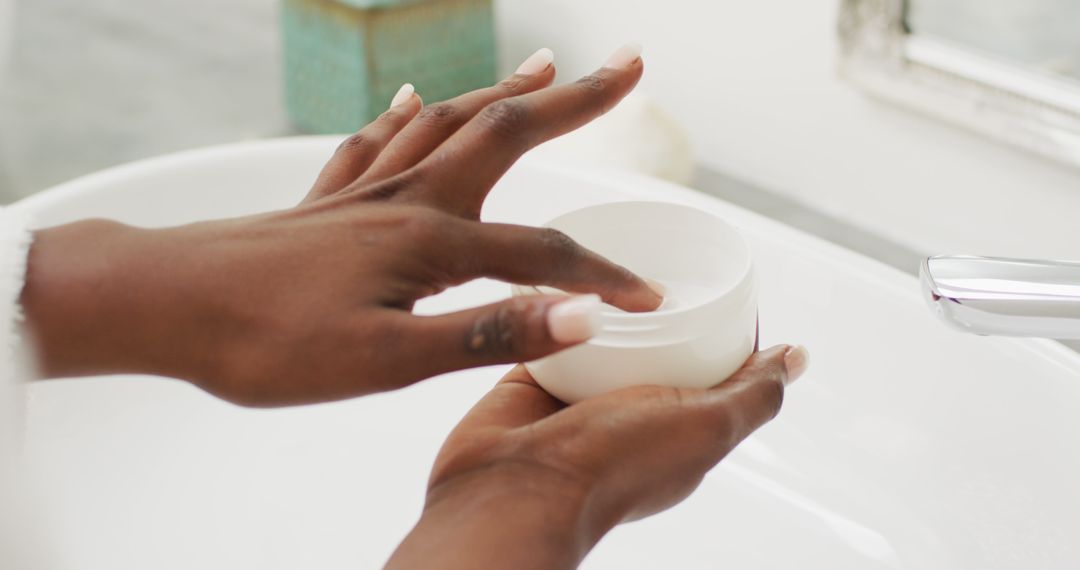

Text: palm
xmin=429 ymin=346 xmax=795 ymax=525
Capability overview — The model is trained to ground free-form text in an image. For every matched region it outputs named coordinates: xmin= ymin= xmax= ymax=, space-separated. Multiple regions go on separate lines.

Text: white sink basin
xmin=14 ymin=137 xmax=1080 ymax=569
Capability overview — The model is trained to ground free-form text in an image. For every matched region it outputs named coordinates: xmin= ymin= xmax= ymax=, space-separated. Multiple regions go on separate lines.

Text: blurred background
xmin=909 ymin=0 xmax=1080 ymax=79
xmin=2 ymin=0 xmax=1079 ymax=269
xmin=0 ymin=0 xmax=286 ymax=202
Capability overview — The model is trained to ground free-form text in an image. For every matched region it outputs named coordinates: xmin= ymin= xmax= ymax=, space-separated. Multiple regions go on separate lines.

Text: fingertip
xmin=783 ymin=345 xmax=810 ymax=385
xmin=602 ymin=42 xmax=643 ymax=70
xmin=537 ymin=62 xmax=558 ymax=85
xmin=390 ymin=83 xmax=416 ymax=109
xmin=744 ymin=344 xmax=808 ymax=387
xmin=515 ymin=47 xmax=555 ymax=76
xmin=402 ymin=93 xmax=424 ymax=114
xmin=643 ymin=277 xmax=666 ymax=309
xmin=598 ymin=48 xmax=644 ymax=85
xmin=502 ymin=60 xmax=558 ymax=92
xmin=383 ymin=91 xmax=422 ymax=121
xmin=496 ymin=364 xmax=535 ymax=386
xmin=738 ymin=344 xmax=791 ymax=376
xmin=644 ymin=278 xmax=667 ymax=298
xmin=757 ymin=344 xmax=791 ymax=360
xmin=547 ymin=294 xmax=603 ymax=344
xmin=610 ymin=280 xmax=665 ymax=313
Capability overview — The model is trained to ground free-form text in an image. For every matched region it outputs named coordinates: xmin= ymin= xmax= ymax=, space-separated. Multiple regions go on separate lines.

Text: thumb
xmin=405 ymin=294 xmax=603 ymax=377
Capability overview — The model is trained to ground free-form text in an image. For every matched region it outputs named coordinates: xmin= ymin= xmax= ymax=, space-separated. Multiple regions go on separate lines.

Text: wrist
xmin=388 ymin=462 xmax=612 ymax=570
xmin=20 ymin=219 xmax=206 ymax=380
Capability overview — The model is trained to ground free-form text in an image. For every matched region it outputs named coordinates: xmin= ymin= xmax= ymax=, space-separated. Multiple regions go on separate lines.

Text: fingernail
xmin=548 ymin=294 xmax=603 ymax=344
xmin=515 ymin=47 xmax=554 ymax=76
xmin=603 ymin=42 xmax=643 ymax=69
xmin=390 ymin=83 xmax=415 ymax=109
xmin=644 ymin=278 xmax=667 ymax=298
xmin=783 ymin=345 xmax=810 ymax=386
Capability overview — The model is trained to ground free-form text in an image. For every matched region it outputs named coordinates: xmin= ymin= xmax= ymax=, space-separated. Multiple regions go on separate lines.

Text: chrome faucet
xmin=921 ymin=256 xmax=1080 ymax=339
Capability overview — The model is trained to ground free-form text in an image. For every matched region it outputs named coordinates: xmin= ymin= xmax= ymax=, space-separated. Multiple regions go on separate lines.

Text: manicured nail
xmin=548 ymin=294 xmax=603 ymax=344
xmin=783 ymin=345 xmax=810 ymax=385
xmin=390 ymin=83 xmax=415 ymax=109
xmin=603 ymin=42 xmax=643 ymax=69
xmin=515 ymin=47 xmax=554 ymax=75
xmin=645 ymin=278 xmax=667 ymax=298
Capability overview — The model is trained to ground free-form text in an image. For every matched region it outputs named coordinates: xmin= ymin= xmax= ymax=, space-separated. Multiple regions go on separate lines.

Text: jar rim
xmin=513 ymin=201 xmax=755 ymax=326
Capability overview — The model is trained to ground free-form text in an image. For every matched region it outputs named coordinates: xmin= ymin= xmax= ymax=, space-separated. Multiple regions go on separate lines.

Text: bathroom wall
xmin=494 ymin=0 xmax=1080 ymax=260
xmin=0 ymin=0 xmax=12 ymax=69
xmin=0 ymin=0 xmax=286 ymax=204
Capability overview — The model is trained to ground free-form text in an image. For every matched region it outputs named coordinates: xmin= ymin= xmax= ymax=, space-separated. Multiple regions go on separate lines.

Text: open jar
xmin=512 ymin=201 xmax=757 ymax=403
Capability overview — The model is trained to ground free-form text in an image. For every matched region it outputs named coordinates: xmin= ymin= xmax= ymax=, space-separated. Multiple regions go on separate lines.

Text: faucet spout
xmin=921 ymin=256 xmax=1080 ymax=339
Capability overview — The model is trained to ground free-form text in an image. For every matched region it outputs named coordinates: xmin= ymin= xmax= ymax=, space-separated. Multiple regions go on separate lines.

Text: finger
xmin=302 ymin=84 xmax=423 ymax=203
xmin=353 ymin=48 xmax=557 ymax=186
xmin=426 ymin=365 xmax=562 ymax=490
xmin=449 ymin=222 xmax=662 ymax=312
xmin=451 ymin=365 xmax=565 ymax=435
xmin=398 ymin=294 xmax=603 ymax=379
xmin=413 ymin=43 xmax=644 ymax=217
xmin=695 ymin=345 xmax=803 ymax=444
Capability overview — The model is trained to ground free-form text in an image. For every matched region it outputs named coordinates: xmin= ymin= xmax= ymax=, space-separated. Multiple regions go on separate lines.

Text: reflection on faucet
xmin=921 ymin=256 xmax=1080 ymax=339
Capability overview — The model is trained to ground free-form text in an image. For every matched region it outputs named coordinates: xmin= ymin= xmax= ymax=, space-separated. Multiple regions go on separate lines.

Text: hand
xmin=19 ymin=46 xmax=661 ymax=406
xmin=387 ymin=345 xmax=810 ymax=570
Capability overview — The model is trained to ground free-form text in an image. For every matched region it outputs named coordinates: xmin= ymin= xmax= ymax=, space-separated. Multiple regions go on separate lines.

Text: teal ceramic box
xmin=282 ymin=0 xmax=497 ymax=134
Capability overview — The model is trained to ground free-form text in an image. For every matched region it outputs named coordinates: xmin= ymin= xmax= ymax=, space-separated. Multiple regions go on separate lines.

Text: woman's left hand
xmin=20 ymin=45 xmax=661 ymax=406
xmin=387 ymin=345 xmax=810 ymax=569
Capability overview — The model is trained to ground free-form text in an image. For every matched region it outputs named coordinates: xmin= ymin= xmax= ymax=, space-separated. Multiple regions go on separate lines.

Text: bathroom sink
xmin=15 ymin=137 xmax=1080 ymax=569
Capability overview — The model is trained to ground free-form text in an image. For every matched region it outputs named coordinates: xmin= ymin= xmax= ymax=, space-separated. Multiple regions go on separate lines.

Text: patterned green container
xmin=282 ymin=0 xmax=497 ymax=134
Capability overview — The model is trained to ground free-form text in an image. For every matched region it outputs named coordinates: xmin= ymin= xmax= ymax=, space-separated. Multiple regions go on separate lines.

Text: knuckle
xmin=705 ymin=401 xmax=740 ymax=442
xmin=575 ymin=75 xmax=616 ymax=116
xmin=375 ymin=109 xmax=398 ymax=123
xmin=377 ymin=103 xmax=411 ymax=123
xmin=336 ymin=132 xmax=371 ymax=153
xmin=710 ymin=377 xmax=785 ymax=442
xmin=538 ymin=228 xmax=583 ymax=263
xmin=760 ymin=379 xmax=786 ymax=420
xmin=468 ymin=299 xmax=533 ymax=359
xmin=479 ymin=99 xmax=531 ymax=139
xmin=663 ymin=387 xmax=690 ymax=410
xmin=575 ymin=74 xmax=607 ymax=92
xmin=417 ymin=102 xmax=458 ymax=127
xmin=497 ymin=75 xmax=528 ymax=91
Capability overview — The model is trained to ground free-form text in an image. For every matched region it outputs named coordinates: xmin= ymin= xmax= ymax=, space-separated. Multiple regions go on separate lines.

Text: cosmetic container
xmin=513 ymin=201 xmax=757 ymax=403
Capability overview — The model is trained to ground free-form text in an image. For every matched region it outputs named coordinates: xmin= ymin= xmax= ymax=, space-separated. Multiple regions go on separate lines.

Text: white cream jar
xmin=513 ymin=201 xmax=757 ymax=403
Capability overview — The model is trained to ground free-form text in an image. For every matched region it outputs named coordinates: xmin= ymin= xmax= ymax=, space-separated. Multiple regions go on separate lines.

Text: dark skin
xmin=21 ymin=52 xmax=662 ymax=406
xmin=17 ymin=47 xmax=809 ymax=567
xmin=389 ymin=346 xmax=803 ymax=569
